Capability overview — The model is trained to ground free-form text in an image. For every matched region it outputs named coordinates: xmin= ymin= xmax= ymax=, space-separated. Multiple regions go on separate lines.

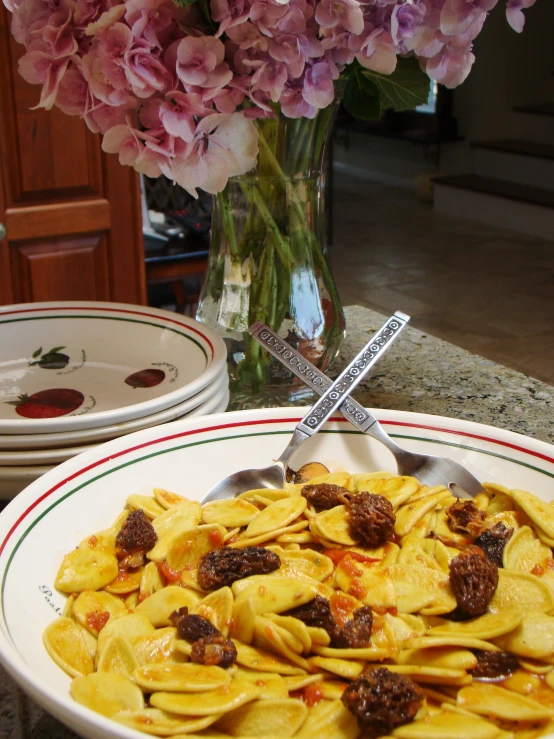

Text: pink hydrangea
xmin=2 ymin=0 xmax=539 ymax=195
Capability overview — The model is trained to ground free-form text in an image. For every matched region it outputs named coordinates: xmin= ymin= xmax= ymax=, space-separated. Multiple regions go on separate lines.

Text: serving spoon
xmin=250 ymin=321 xmax=483 ymax=499
xmin=200 ymin=311 xmax=409 ymax=504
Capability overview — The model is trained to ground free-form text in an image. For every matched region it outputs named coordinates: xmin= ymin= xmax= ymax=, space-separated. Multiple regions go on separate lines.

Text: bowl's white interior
xmin=0 ymin=407 xmax=553 ymax=739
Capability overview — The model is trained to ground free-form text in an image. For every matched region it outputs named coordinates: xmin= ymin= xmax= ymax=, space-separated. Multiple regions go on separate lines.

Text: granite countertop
xmin=334 ymin=306 xmax=553 ymax=444
xmin=0 ymin=304 xmax=552 ymax=737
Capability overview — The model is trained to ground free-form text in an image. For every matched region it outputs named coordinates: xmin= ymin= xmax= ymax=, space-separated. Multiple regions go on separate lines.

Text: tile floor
xmin=329 ymin=172 xmax=554 ymax=386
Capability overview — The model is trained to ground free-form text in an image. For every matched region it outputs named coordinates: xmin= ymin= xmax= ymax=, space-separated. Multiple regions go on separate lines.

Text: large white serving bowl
xmin=0 ymin=302 xmax=227 ymax=434
xmin=0 ymin=407 xmax=553 ymax=739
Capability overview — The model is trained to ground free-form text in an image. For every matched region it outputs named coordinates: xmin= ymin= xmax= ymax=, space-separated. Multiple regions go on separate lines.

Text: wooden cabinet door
xmin=0 ymin=5 xmax=146 ymax=306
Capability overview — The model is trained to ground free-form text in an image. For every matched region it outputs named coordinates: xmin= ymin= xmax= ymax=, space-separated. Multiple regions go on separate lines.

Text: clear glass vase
xmin=196 ymin=92 xmax=346 ymax=409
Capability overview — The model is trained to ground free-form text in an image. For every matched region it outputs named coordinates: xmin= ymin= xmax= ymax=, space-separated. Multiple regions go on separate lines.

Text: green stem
xmin=237 ymin=181 xmax=294 ymax=267
xmin=218 ymin=192 xmax=240 ymax=259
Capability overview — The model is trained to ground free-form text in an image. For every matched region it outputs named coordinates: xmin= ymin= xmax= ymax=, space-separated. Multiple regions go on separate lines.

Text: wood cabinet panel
xmin=7 ymin=63 xmax=102 ymax=202
xmin=0 ymin=3 xmax=146 ymax=307
xmin=5 ymin=199 xmax=111 ymax=240
xmin=12 ymin=235 xmax=110 ymax=303
xmin=4 ymin=37 xmax=102 ymax=204
xmin=103 ymin=161 xmax=145 ymax=304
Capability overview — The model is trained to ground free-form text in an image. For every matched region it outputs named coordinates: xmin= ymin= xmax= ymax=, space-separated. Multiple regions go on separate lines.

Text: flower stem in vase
xmin=196 ymin=100 xmax=346 ymax=409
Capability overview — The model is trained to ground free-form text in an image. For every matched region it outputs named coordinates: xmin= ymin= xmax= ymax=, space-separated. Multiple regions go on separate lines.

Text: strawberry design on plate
xmin=7 ymin=389 xmax=85 ymax=418
xmin=29 ymin=346 xmax=70 ymax=370
xmin=125 ymin=369 xmax=165 ymax=389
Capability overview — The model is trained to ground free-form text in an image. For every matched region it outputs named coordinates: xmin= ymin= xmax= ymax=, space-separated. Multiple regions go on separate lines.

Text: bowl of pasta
xmin=0 ymin=406 xmax=554 ymax=739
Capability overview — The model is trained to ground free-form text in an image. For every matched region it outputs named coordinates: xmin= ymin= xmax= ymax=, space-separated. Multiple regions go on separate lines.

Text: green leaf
xmin=172 ymin=0 xmax=198 ymax=8
xmin=343 ymin=63 xmax=381 ymax=121
xmin=32 ymin=347 xmax=42 ymax=358
xmin=48 ymin=346 xmax=66 ymax=354
xmin=361 ymin=56 xmax=431 ymax=113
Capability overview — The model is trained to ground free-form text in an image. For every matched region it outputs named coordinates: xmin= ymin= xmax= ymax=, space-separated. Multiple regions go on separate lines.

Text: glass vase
xmin=196 ymin=92 xmax=346 ymax=409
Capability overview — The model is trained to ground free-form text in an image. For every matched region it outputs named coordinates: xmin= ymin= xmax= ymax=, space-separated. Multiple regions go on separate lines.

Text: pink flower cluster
xmin=4 ymin=0 xmax=536 ymax=194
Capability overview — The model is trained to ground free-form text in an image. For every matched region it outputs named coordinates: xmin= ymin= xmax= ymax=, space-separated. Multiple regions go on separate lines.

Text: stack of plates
xmin=0 ymin=302 xmax=229 ymax=499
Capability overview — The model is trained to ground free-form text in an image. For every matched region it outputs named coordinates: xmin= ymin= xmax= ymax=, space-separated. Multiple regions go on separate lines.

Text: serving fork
xmin=250 ymin=321 xmax=483 ymax=499
xmin=200 ymin=312 xmax=409 ymax=504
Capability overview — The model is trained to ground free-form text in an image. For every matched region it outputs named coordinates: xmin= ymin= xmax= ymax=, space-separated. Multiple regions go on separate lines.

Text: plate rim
xmin=0 ymin=301 xmax=227 ymax=434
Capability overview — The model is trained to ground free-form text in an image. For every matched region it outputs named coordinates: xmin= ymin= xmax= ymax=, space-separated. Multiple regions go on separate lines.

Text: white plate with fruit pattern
xmin=0 ymin=407 xmax=553 ymax=739
xmin=0 ymin=381 xmax=229 ymax=499
xmin=0 ymin=367 xmax=229 ymax=451
xmin=0 ymin=376 xmax=230 ymax=469
xmin=0 ymin=302 xmax=227 ymax=434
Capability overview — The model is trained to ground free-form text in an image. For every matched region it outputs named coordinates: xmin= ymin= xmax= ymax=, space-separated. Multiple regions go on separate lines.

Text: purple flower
xmin=81 ymin=23 xmax=134 ymax=106
xmin=302 ymin=59 xmax=335 ymax=108
xmin=249 ymin=0 xmax=289 ymax=35
xmin=159 ymin=90 xmax=207 ymax=141
xmin=391 ymin=2 xmax=425 ymax=46
xmin=125 ymin=0 xmax=182 ymax=47
xmin=424 ymin=39 xmax=474 ymax=86
xmin=506 ymin=0 xmax=535 ymax=32
xmin=171 ymin=112 xmax=258 ymax=196
xmin=441 ymin=0 xmax=499 ymax=36
xmin=55 ymin=65 xmax=89 ymax=115
xmin=124 ymin=41 xmax=172 ymax=97
xmin=176 ymin=36 xmax=233 ymax=88
xmin=17 ymin=10 xmax=78 ymax=108
xmin=269 ymin=33 xmax=321 ymax=78
xmin=315 ymin=0 xmax=364 ymax=35
xmin=252 ymin=57 xmax=289 ymax=101
xmin=210 ymin=0 xmax=249 ymax=35
xmin=84 ymin=97 xmax=138 ymax=133
xmin=102 ymin=122 xmax=163 ymax=176
xmin=280 ymin=78 xmax=317 ymax=117
xmin=356 ymin=26 xmax=397 ymax=74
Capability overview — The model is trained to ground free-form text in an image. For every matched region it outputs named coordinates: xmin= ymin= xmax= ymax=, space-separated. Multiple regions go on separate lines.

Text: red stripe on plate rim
xmin=1 ymin=416 xmax=552 ymax=557
xmin=0 ymin=305 xmax=216 ymax=357
xmin=384 ymin=421 xmax=554 ymax=465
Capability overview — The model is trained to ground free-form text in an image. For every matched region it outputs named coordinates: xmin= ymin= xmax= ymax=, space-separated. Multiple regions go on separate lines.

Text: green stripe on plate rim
xmin=0 ymin=315 xmax=209 ymax=362
xmin=2 ymin=427 xmax=554 ymax=636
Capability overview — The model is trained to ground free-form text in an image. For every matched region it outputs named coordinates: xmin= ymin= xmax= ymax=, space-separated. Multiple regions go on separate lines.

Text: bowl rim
xmin=0 ymin=406 xmax=553 ymax=739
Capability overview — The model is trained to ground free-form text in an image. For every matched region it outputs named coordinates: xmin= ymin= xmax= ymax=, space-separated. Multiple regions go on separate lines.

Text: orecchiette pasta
xmin=45 ymin=466 xmax=554 ymax=738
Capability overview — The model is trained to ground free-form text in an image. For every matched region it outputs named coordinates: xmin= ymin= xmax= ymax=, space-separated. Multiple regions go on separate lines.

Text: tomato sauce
xmin=339 ymin=555 xmax=363 ymax=578
xmin=156 ymin=560 xmax=183 ymax=583
xmin=209 ymin=529 xmax=225 ymax=547
xmin=323 ymin=549 xmax=379 ymax=566
xmin=86 ymin=610 xmax=110 ymax=632
xmin=303 ymin=682 xmax=324 ymax=707
xmin=292 ymin=683 xmax=324 ymax=707
xmin=330 ymin=592 xmax=358 ymax=627
xmin=348 ymin=579 xmax=367 ymax=600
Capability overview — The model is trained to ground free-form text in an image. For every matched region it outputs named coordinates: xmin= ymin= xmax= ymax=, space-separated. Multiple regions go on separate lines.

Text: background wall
xmin=333 ymin=1 xmax=554 ymax=186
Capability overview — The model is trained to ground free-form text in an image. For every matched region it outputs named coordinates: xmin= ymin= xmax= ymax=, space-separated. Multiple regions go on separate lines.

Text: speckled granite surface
xmin=334 ymin=306 xmax=553 ymax=445
xmin=0 ymin=304 xmax=553 ymax=737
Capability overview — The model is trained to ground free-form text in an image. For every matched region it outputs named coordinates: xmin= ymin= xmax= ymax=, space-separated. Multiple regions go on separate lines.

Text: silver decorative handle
xmin=249 ymin=311 xmax=409 ymax=437
xmin=0 ymin=224 xmax=6 ymax=241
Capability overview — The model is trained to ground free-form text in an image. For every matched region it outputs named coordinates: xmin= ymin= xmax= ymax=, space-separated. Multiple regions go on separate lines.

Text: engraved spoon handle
xmin=258 ymin=312 xmax=410 ymax=468
xmin=249 ymin=312 xmax=410 ymax=456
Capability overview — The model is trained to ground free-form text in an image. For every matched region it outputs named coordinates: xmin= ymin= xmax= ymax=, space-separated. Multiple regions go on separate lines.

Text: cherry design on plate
xmin=125 ymin=369 xmax=166 ymax=389
xmin=29 ymin=346 xmax=70 ymax=370
xmin=7 ymin=389 xmax=85 ymax=418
